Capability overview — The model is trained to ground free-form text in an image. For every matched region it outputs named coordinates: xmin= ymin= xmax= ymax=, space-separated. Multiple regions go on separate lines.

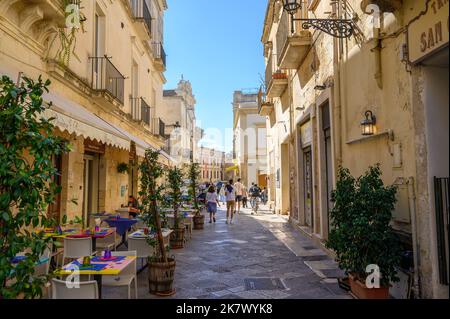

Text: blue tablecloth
xmin=105 ymin=218 xmax=138 ymax=236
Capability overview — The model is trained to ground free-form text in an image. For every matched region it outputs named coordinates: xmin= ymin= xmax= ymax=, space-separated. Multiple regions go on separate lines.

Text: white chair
xmin=95 ymin=231 xmax=117 ymax=252
xmin=51 ymin=278 xmax=98 ymax=299
xmin=128 ymin=237 xmax=155 ymax=270
xmin=102 ymin=251 xmax=138 ymax=299
xmin=61 ymin=237 xmax=96 ymax=267
xmin=132 ymin=219 xmax=146 ymax=231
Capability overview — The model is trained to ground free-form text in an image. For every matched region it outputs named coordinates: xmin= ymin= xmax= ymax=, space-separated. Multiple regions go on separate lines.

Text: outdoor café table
xmin=55 ymin=255 xmax=136 ymax=298
xmin=65 ymin=228 xmax=115 ymax=251
xmin=104 ymin=218 xmax=138 ymax=248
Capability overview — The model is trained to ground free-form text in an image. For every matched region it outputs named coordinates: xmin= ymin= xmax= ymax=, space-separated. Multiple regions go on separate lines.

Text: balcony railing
xmin=129 ymin=0 xmax=152 ymax=35
xmin=130 ymin=97 xmax=151 ymax=126
xmin=162 ymin=136 xmax=171 ymax=154
xmin=152 ymin=118 xmax=166 ymax=137
xmin=152 ymin=42 xmax=167 ymax=68
xmin=258 ymin=88 xmax=274 ymax=116
xmin=265 ymin=54 xmax=288 ymax=98
xmin=89 ymin=56 xmax=125 ymax=104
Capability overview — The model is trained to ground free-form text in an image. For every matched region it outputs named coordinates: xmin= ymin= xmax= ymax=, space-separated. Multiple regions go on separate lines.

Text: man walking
xmin=234 ymin=178 xmax=245 ymax=214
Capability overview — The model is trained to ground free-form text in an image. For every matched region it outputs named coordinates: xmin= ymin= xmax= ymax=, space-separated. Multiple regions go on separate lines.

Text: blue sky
xmin=164 ymin=0 xmax=267 ymax=152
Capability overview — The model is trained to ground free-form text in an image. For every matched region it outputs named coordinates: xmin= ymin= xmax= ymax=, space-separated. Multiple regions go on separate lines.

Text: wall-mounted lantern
xmin=281 ymin=0 xmax=355 ymax=38
xmin=361 ymin=110 xmax=377 ymax=136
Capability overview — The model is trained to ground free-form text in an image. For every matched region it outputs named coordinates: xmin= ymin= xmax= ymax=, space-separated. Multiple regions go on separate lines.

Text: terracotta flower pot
xmin=349 ymin=273 xmax=389 ymax=299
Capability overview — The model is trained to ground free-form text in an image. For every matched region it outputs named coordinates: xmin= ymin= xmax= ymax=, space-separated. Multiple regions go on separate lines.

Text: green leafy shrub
xmin=326 ymin=165 xmax=402 ymax=287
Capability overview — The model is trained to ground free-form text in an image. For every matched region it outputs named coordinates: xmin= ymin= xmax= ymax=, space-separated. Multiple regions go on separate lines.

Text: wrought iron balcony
xmin=130 ymin=97 xmax=151 ymax=126
xmin=276 ymin=10 xmax=312 ymax=69
xmin=152 ymin=42 xmax=167 ymax=71
xmin=129 ymin=0 xmax=152 ymax=36
xmin=265 ymin=54 xmax=288 ymax=98
xmin=161 ymin=136 xmax=171 ymax=154
xmin=258 ymin=88 xmax=274 ymax=117
xmin=152 ymin=117 xmax=166 ymax=137
xmin=89 ymin=56 xmax=125 ymax=104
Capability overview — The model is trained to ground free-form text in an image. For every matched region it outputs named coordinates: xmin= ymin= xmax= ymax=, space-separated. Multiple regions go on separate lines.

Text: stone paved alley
xmin=104 ymin=206 xmax=351 ymax=299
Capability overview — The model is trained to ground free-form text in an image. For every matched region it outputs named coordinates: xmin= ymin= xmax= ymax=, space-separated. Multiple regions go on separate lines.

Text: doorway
xmin=281 ymin=143 xmax=290 ymax=215
xmin=48 ymin=154 xmax=63 ymax=222
xmin=303 ymin=146 xmax=313 ymax=229
xmin=322 ymin=102 xmax=333 ymax=236
xmin=83 ymin=153 xmax=100 ymax=226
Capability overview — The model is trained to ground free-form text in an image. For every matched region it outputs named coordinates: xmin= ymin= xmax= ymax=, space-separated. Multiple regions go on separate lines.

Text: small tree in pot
xmin=326 ymin=165 xmax=402 ymax=299
xmin=166 ymin=167 xmax=185 ymax=249
xmin=0 ymin=75 xmax=70 ymax=299
xmin=139 ymin=150 xmax=175 ymax=296
xmin=188 ymin=162 xmax=205 ymax=229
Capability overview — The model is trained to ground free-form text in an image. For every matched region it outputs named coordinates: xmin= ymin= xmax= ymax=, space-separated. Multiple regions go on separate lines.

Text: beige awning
xmin=43 ymin=92 xmax=131 ymax=151
xmin=105 ymin=123 xmax=156 ymax=157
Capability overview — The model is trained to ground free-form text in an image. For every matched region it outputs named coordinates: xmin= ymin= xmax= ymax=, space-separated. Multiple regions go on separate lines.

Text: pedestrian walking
xmin=219 ymin=185 xmax=226 ymax=204
xmin=206 ymin=185 xmax=219 ymax=223
xmin=225 ymin=179 xmax=236 ymax=224
xmin=242 ymin=186 xmax=248 ymax=208
xmin=261 ymin=187 xmax=268 ymax=205
xmin=234 ymin=178 xmax=245 ymax=214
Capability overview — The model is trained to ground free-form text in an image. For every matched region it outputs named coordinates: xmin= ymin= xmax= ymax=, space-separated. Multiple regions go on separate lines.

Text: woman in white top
xmin=206 ymin=185 xmax=219 ymax=223
xmin=225 ymin=180 xmax=236 ymax=224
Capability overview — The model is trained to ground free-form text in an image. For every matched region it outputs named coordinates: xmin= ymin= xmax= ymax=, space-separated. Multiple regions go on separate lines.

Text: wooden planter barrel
xmin=170 ymin=227 xmax=185 ymax=249
xmin=148 ymin=258 xmax=176 ymax=296
xmin=193 ymin=214 xmax=205 ymax=230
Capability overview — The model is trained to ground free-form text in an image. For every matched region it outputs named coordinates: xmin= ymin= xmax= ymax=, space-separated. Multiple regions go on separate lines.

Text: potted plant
xmin=188 ymin=162 xmax=205 ymax=230
xmin=0 ymin=75 xmax=70 ymax=299
xmin=117 ymin=162 xmax=129 ymax=174
xmin=166 ymin=167 xmax=185 ymax=249
xmin=326 ymin=165 xmax=402 ymax=299
xmin=139 ymin=149 xmax=176 ymax=296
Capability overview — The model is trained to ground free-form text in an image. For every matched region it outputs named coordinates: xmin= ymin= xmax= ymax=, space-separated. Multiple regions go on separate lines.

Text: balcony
xmin=152 ymin=42 xmax=167 ymax=71
xmin=130 ymin=97 xmax=151 ymax=126
xmin=129 ymin=0 xmax=152 ymax=37
xmin=162 ymin=137 xmax=171 ymax=155
xmin=89 ymin=56 xmax=125 ymax=104
xmin=258 ymin=89 xmax=274 ymax=117
xmin=151 ymin=117 xmax=166 ymax=137
xmin=265 ymin=54 xmax=288 ymax=99
xmin=276 ymin=11 xmax=311 ymax=69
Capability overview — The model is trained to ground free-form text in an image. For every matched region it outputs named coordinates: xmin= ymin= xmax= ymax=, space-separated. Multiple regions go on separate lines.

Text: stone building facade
xmin=0 ymin=0 xmax=172 ymax=224
xmin=233 ymin=90 xmax=268 ymax=190
xmin=198 ymin=147 xmax=226 ymax=183
xmin=260 ymin=0 xmax=448 ymax=298
xmin=162 ymin=77 xmax=199 ymax=165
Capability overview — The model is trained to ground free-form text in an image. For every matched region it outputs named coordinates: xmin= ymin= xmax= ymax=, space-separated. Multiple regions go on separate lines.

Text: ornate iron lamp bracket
xmin=290 ymin=17 xmax=355 ymax=39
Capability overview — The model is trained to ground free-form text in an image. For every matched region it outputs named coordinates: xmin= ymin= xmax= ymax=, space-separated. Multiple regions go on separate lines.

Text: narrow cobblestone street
xmin=104 ymin=207 xmax=351 ymax=299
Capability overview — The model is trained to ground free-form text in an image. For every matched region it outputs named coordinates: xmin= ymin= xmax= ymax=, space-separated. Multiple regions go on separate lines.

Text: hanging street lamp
xmin=281 ymin=0 xmax=355 ymax=39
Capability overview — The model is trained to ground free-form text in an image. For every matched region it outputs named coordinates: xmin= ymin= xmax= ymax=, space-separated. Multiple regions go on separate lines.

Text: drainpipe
xmin=333 ymin=0 xmax=343 ymax=167
xmin=372 ymin=17 xmax=383 ymax=89
xmin=408 ymin=176 xmax=421 ymax=298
